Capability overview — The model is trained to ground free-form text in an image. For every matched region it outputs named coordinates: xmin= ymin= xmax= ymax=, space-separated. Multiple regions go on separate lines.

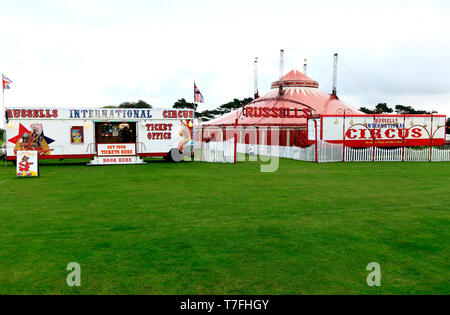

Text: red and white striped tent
xmin=202 ymin=69 xmax=361 ymax=147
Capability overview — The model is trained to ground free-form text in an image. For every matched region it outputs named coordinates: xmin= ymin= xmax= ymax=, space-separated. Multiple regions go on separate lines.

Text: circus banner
xmin=318 ymin=115 xmax=447 ymax=147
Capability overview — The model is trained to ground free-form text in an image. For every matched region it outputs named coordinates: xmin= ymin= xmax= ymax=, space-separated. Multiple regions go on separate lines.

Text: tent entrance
xmin=95 ymin=122 xmax=136 ymax=144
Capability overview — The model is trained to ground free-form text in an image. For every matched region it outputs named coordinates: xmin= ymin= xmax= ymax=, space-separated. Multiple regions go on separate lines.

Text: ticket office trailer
xmin=5 ymin=107 xmax=194 ymax=164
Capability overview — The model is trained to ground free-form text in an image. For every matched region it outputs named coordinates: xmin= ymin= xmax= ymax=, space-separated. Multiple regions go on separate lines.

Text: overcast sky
xmin=1 ymin=0 xmax=449 ymax=119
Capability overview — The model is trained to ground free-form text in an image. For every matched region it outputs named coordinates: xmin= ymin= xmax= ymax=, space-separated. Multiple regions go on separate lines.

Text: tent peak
xmin=271 ymin=69 xmax=319 ymax=89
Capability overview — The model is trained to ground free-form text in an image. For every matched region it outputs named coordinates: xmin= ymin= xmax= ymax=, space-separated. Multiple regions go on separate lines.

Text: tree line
xmin=359 ymin=103 xmax=450 ymax=134
xmin=359 ymin=103 xmax=431 ymax=115
xmin=172 ymin=97 xmax=253 ymax=120
xmin=104 ymin=97 xmax=254 ymax=121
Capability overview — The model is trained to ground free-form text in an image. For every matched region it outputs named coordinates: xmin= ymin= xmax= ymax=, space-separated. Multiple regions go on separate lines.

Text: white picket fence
xmin=238 ymin=142 xmax=450 ymax=163
xmin=431 ymin=147 xmax=450 ymax=161
xmin=237 ymin=143 xmax=317 ymax=162
xmin=201 ymin=138 xmax=235 ymax=163
xmin=404 ymin=148 xmax=429 ymax=162
xmin=316 ymin=141 xmax=343 ymax=163
xmin=344 ymin=146 xmax=450 ymax=162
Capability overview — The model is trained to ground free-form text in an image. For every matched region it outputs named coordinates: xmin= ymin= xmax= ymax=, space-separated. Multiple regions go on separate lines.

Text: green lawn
xmin=0 ymin=158 xmax=449 ymax=294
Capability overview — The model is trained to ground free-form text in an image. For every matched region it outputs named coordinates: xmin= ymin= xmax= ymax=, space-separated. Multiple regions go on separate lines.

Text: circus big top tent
xmin=203 ymin=69 xmax=362 ymax=148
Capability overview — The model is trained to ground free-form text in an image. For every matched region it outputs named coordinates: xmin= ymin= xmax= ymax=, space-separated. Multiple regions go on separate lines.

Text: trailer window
xmin=95 ymin=122 xmax=136 ymax=144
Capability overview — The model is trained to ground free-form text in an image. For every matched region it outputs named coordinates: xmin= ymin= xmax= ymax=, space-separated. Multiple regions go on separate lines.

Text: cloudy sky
xmin=1 ymin=0 xmax=449 ymax=119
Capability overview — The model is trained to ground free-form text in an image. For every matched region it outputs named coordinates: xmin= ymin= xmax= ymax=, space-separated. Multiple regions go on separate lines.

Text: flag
xmin=194 ymin=82 xmax=204 ymax=103
xmin=2 ymin=75 xmax=12 ymax=90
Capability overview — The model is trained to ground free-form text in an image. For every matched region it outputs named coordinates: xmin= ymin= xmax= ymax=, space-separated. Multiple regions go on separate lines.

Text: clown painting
xmin=9 ymin=123 xmax=54 ymax=155
xmin=178 ymin=120 xmax=194 ymax=154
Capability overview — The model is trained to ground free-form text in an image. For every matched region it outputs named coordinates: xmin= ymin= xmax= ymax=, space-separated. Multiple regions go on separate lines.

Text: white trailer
xmin=5 ymin=107 xmax=194 ymax=165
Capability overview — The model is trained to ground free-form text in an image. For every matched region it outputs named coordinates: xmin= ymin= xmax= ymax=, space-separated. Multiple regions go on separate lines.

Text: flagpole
xmin=2 ymin=73 xmax=6 ymax=167
xmin=2 ymin=73 xmax=4 ymax=121
xmin=192 ymin=80 xmax=196 ymax=162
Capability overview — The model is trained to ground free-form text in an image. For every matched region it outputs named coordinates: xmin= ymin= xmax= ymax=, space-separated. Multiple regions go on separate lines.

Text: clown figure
xmin=17 ymin=155 xmax=34 ymax=176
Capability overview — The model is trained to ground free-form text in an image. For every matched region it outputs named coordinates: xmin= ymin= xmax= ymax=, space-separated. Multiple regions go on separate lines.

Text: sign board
xmin=6 ymin=108 xmax=194 ymax=121
xmin=96 ymin=156 xmax=141 ymax=165
xmin=312 ymin=115 xmax=447 ymax=147
xmin=244 ymin=106 xmax=311 ymax=119
xmin=16 ymin=151 xmax=38 ymax=177
xmin=97 ymin=143 xmax=136 ymax=156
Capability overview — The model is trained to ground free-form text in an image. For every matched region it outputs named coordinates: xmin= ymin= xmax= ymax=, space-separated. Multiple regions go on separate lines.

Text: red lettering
xmin=359 ymin=129 xmax=368 ymax=139
xmin=372 ymin=129 xmax=382 ymax=139
xmin=385 ymin=129 xmax=395 ymax=139
xmin=411 ymin=128 xmax=422 ymax=138
xmin=147 ymin=131 xmax=172 ymax=140
xmin=271 ymin=108 xmax=279 ymax=118
xmin=286 ymin=108 xmax=294 ymax=118
xmin=346 ymin=129 xmax=358 ymax=139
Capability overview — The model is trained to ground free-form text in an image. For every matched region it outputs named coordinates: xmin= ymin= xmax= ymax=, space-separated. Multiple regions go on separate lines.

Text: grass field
xmin=0 ymin=157 xmax=449 ymax=294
